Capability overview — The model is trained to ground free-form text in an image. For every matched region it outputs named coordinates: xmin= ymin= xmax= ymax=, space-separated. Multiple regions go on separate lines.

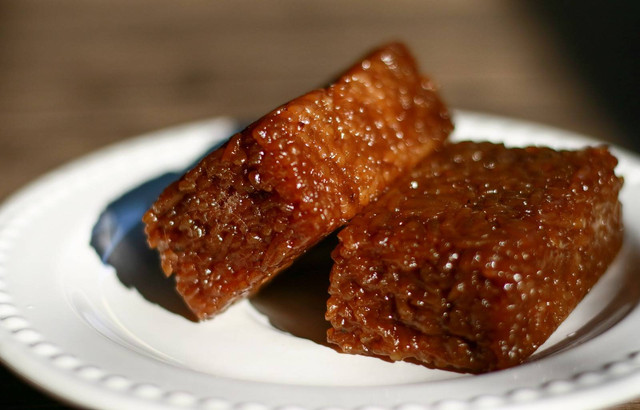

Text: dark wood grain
xmin=0 ymin=1 xmax=637 ymax=408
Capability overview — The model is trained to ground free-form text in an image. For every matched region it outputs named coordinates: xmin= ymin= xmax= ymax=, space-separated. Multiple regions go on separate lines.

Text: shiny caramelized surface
xmin=327 ymin=142 xmax=623 ymax=372
xmin=143 ymin=43 xmax=452 ymax=319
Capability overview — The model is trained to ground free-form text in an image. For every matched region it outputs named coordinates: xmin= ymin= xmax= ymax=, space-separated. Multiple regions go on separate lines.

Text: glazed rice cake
xmin=143 ymin=43 xmax=452 ymax=319
xmin=326 ymin=141 xmax=623 ymax=372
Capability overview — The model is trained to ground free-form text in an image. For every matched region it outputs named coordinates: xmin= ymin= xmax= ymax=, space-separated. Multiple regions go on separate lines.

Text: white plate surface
xmin=0 ymin=112 xmax=640 ymax=410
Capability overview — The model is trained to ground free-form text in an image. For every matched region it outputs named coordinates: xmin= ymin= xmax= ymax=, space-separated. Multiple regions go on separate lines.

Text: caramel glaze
xmin=143 ymin=43 xmax=452 ymax=319
xmin=327 ymin=142 xmax=623 ymax=372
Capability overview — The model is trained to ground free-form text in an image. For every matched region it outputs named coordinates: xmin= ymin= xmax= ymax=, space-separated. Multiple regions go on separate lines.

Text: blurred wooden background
xmin=0 ymin=0 xmax=638 ymax=408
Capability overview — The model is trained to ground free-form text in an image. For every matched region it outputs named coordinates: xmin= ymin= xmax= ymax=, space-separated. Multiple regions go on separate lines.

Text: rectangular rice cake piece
xmin=143 ymin=43 xmax=452 ymax=319
xmin=326 ymin=141 xmax=623 ymax=372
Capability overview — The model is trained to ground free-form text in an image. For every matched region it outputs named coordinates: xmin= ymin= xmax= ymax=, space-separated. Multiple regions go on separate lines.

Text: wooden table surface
xmin=0 ymin=1 xmax=638 ymax=408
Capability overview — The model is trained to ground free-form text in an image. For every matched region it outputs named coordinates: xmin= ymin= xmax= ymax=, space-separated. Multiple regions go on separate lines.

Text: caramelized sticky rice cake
xmin=326 ymin=141 xmax=623 ymax=372
xmin=143 ymin=43 xmax=452 ymax=319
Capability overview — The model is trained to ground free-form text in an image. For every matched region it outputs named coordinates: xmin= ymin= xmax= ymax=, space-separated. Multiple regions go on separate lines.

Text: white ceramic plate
xmin=1 ymin=112 xmax=640 ymax=410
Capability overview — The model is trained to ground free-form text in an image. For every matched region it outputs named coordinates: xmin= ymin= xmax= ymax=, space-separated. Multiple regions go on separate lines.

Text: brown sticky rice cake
xmin=326 ymin=141 xmax=623 ymax=372
xmin=143 ymin=43 xmax=453 ymax=319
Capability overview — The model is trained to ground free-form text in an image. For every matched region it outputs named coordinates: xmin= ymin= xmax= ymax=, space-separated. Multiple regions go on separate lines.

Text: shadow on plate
xmin=90 ymin=170 xmax=198 ymax=321
xmin=90 ymin=138 xmax=231 ymax=322
xmin=250 ymin=234 xmax=336 ymax=346
xmin=102 ymin=220 xmax=198 ymax=321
